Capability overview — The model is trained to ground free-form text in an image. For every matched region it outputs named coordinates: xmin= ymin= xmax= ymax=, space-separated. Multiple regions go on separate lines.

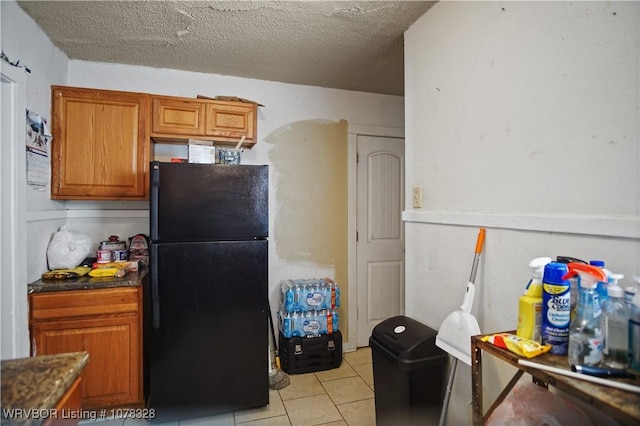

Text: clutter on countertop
xmin=42 ymin=232 xmax=148 ymax=278
xmin=36 ymin=232 xmax=149 ymax=292
xmin=481 ymin=333 xmax=551 ymax=358
xmin=504 ymin=254 xmax=640 ymax=384
xmin=188 ymin=135 xmax=246 ymax=165
xmin=128 ymin=234 xmax=149 ymax=267
xmin=41 ymin=266 xmax=91 ymax=280
xmin=88 ymin=261 xmax=134 ymax=278
xmin=466 ymin=248 xmax=640 ymax=426
xmin=30 ymin=265 xmax=146 ymax=294
xmin=96 ymin=235 xmax=127 ymax=264
xmin=46 ymin=226 xmax=91 ymax=270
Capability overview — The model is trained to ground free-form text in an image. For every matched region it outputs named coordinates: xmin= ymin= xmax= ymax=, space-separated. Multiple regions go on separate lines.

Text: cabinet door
xmin=152 ymin=97 xmax=205 ymax=136
xmin=51 ymin=86 xmax=150 ymax=200
xmin=204 ymin=101 xmax=256 ymax=143
xmin=31 ymin=315 xmax=141 ymax=409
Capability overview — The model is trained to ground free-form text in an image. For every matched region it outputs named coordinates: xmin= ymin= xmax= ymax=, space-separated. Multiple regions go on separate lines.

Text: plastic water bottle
xmin=625 ymin=285 xmax=637 ymax=309
xmin=600 ymin=275 xmax=630 ymax=369
xmin=331 ymin=308 xmax=339 ymax=333
xmin=566 ymin=263 xmax=607 ymax=366
xmin=629 ymin=292 xmax=640 ymax=371
xmin=589 ymin=260 xmax=610 ymax=305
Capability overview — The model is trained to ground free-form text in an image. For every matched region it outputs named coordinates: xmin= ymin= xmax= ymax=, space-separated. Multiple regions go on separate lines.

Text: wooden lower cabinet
xmin=43 ymin=375 xmax=83 ymax=426
xmin=29 ymin=287 xmax=142 ymax=409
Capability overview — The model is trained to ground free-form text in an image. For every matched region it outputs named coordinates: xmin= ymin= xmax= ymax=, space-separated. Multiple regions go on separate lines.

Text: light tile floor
xmin=86 ymin=347 xmax=376 ymax=426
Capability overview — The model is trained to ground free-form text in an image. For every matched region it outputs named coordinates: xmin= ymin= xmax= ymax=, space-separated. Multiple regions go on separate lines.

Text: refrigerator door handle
xmin=150 ymin=161 xmax=160 ymax=241
xmin=151 ymin=244 xmax=160 ymax=329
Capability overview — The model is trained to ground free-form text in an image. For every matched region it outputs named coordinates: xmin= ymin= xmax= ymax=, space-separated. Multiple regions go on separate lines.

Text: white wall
xmin=404 ymin=2 xmax=639 ymax=424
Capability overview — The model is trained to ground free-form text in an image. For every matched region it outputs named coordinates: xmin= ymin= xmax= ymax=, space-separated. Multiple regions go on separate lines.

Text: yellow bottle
xmin=516 ymin=257 xmax=552 ymax=342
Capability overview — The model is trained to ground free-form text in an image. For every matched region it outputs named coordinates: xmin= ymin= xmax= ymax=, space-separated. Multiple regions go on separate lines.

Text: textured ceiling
xmin=18 ymin=1 xmax=435 ymax=95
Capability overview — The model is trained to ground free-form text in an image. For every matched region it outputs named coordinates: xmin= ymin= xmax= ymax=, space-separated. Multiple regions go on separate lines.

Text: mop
xmin=435 ymin=228 xmax=485 ymax=426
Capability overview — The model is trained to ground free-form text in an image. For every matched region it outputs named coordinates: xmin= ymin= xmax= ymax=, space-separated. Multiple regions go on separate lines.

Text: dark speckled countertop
xmin=27 ymin=268 xmax=147 ymax=293
xmin=1 ymin=352 xmax=89 ymax=425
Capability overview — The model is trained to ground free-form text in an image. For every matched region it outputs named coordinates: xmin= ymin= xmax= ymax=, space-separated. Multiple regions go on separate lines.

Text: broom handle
xmin=468 ymin=228 xmax=486 ymax=283
xmin=267 ymin=300 xmax=280 ymax=360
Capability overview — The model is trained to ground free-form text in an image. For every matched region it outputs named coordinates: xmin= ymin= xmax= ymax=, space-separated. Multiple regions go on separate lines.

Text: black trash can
xmin=369 ymin=315 xmax=448 ymax=426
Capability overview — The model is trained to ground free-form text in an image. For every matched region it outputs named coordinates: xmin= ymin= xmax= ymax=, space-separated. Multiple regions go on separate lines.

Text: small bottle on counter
xmin=625 ymin=284 xmax=638 ymax=310
xmin=629 ymin=292 xmax=640 ymax=372
xmin=600 ymin=274 xmax=630 ymax=369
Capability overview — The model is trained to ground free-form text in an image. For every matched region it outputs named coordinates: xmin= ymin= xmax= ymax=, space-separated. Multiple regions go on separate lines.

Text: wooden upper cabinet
xmin=151 ymin=95 xmax=257 ymax=147
xmin=152 ymin=97 xmax=205 ymax=136
xmin=204 ymin=101 xmax=256 ymax=143
xmin=51 ymin=86 xmax=150 ymax=200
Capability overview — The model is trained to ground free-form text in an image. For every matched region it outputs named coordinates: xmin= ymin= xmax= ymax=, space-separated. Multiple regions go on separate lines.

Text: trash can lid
xmin=370 ymin=315 xmax=446 ymax=362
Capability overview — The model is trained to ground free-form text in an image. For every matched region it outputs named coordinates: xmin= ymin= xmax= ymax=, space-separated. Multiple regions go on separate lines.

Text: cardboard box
xmin=188 ymin=139 xmax=216 ymax=164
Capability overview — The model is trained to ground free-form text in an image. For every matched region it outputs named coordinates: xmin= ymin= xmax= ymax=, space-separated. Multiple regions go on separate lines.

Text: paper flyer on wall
xmin=26 ymin=109 xmax=52 ymax=190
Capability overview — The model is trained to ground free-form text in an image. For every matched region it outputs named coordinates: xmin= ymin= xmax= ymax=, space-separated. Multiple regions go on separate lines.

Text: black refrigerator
xmin=147 ymin=161 xmax=269 ymax=421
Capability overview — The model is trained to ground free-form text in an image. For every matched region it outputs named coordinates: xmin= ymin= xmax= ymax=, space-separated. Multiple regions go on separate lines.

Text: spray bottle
xmin=629 ymin=290 xmax=640 ymax=372
xmin=516 ymin=257 xmax=551 ymax=342
xmin=564 ymin=263 xmax=608 ymax=366
xmin=542 ymin=262 xmax=571 ymax=355
xmin=556 ymin=256 xmax=587 ymax=320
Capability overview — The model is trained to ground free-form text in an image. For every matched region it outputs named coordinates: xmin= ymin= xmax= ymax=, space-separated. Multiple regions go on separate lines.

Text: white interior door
xmin=356 ymin=135 xmax=405 ymax=347
xmin=1 ymin=64 xmax=29 ymax=359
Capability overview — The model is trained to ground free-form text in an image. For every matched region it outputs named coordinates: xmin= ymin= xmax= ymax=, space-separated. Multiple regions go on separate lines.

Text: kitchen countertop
xmin=28 ymin=268 xmax=147 ymax=293
xmin=1 ymin=352 xmax=89 ymax=424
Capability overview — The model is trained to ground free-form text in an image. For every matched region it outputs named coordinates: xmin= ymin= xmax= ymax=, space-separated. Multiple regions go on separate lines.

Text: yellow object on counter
xmin=42 ymin=266 xmax=91 ymax=280
xmin=482 ymin=333 xmax=552 ymax=358
xmin=89 ymin=263 xmax=130 ymax=278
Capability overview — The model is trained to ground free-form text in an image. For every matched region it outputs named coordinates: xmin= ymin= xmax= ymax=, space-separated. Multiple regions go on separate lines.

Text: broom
xmin=268 ymin=301 xmax=290 ymax=390
xmin=436 ymin=227 xmax=485 ymax=426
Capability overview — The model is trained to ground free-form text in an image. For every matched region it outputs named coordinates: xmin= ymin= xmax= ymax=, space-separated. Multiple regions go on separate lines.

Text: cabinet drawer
xmin=30 ymin=287 xmax=140 ymax=321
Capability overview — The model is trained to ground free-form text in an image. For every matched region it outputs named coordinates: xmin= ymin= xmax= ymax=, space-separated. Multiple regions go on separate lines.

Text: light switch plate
xmin=412 ymin=186 xmax=422 ymax=208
